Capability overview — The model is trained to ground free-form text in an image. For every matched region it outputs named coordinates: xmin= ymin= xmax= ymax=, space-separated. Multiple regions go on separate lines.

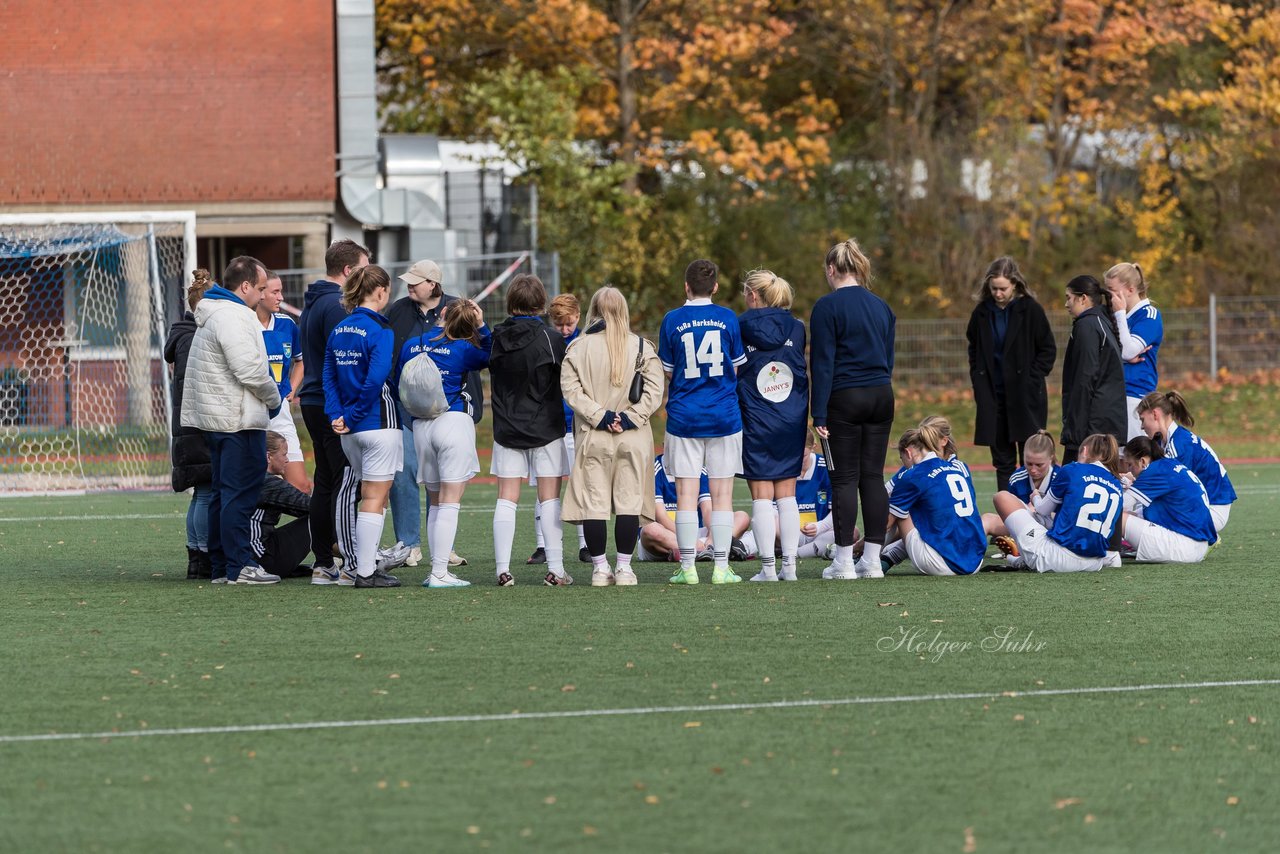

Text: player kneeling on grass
xmin=323 ymin=265 xmax=404 ymax=588
xmin=636 ymin=454 xmax=755 ymax=563
xmin=248 ymin=431 xmax=315 ymax=579
xmin=397 ymin=298 xmax=492 ymax=588
xmin=1118 ymin=436 xmax=1217 ymax=564
xmin=878 ymin=425 xmax=986 ymax=576
xmin=990 ymin=433 xmax=1124 ymax=573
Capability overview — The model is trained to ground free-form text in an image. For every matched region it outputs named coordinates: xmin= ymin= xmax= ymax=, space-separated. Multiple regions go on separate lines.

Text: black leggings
xmin=583 ymin=516 xmax=641 ymax=558
xmin=825 ymin=385 xmax=895 ymax=547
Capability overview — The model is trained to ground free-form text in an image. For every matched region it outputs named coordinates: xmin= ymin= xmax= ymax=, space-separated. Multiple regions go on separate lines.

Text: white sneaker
xmin=614 ymin=569 xmax=638 ymax=586
xmin=777 ymin=565 xmax=798 ymax=581
xmin=822 ymin=562 xmax=858 ymax=580
xmin=1104 ymin=550 xmax=1121 ymax=568
xmin=749 ymin=569 xmax=778 ymax=582
xmin=405 ymin=545 xmax=423 ymax=567
xmin=425 ymin=572 xmax=471 ymax=588
xmin=854 ymin=558 xmax=885 ymax=579
xmin=337 ymin=565 xmax=357 ymax=587
xmin=234 ymin=565 xmax=281 ymax=585
xmin=591 ymin=568 xmax=615 ymax=587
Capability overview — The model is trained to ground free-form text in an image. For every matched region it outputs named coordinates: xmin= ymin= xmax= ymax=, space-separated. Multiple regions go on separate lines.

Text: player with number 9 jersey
xmin=659 ymin=299 xmax=747 ymax=438
xmin=887 ymin=455 xmax=986 ymax=575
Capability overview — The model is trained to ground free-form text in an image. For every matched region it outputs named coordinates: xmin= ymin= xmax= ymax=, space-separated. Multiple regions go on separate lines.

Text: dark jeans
xmin=825 ymin=385 xmax=895 ymax=547
xmin=206 ymin=430 xmax=267 ymax=581
xmin=301 ymin=405 xmax=358 ymax=567
xmin=260 ymin=516 xmax=314 ymax=578
xmin=583 ymin=516 xmax=640 ymax=558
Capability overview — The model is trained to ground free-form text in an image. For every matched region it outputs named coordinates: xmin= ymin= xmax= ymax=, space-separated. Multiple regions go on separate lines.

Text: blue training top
xmin=795 ymin=453 xmax=831 ymax=525
xmin=1129 ymin=457 xmax=1218 ymax=544
xmin=737 ymin=307 xmax=808 ymax=480
xmin=888 ymin=454 xmax=986 ymax=574
xmin=261 ymin=312 xmax=302 ymax=400
xmin=658 ymin=299 xmax=747 ymax=438
xmin=1162 ymin=423 xmax=1236 ymax=506
xmin=397 ymin=326 xmax=492 ymax=417
xmin=1045 ymin=462 xmax=1125 ymax=557
xmin=654 ymin=454 xmax=711 ymax=528
xmin=809 ymin=285 xmax=894 ymax=426
xmin=1124 ymin=301 xmax=1163 ymax=398
xmin=1008 ymin=463 xmax=1057 ymax=505
xmin=323 ymin=306 xmax=400 ymax=433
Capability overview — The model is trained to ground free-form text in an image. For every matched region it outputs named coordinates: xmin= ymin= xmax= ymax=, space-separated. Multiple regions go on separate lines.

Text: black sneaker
xmin=496 ymin=572 xmax=515 ymax=587
xmin=578 ymin=546 xmax=591 ymax=563
xmin=354 ymin=568 xmax=402 ymax=588
xmin=729 ymin=537 xmax=751 ymax=561
xmin=526 ymin=547 xmax=547 ymax=565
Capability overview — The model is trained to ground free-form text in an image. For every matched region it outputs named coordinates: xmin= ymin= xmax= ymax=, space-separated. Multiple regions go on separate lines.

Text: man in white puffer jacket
xmin=181 ymin=256 xmax=283 ymax=584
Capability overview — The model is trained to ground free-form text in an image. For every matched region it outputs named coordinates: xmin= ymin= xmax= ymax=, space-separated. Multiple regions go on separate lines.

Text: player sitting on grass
xmin=658 ymin=259 xmax=751 ymax=585
xmin=1136 ymin=390 xmax=1237 ymax=534
xmin=989 ymin=433 xmax=1124 ymax=573
xmin=878 ymin=425 xmax=987 ymax=576
xmin=635 ymin=454 xmax=754 ymax=563
xmin=983 ymin=429 xmax=1059 ymax=560
xmin=248 ymin=431 xmax=314 ymax=579
xmin=1118 ymin=436 xmax=1217 ymax=564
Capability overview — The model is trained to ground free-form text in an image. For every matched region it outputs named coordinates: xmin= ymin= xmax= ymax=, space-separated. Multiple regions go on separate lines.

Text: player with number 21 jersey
xmin=1044 ymin=462 xmax=1125 ymax=557
xmin=659 ymin=299 xmax=747 ymax=437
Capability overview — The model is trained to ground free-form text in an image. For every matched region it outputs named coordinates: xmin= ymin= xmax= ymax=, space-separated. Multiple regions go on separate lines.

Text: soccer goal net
xmin=0 ymin=212 xmax=196 ymax=495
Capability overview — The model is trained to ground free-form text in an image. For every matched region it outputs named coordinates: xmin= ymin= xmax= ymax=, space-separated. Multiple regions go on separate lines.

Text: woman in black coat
xmin=1060 ymin=274 xmax=1127 ymax=462
xmin=966 ymin=257 xmax=1057 ymax=491
xmin=163 ymin=270 xmax=214 ymax=579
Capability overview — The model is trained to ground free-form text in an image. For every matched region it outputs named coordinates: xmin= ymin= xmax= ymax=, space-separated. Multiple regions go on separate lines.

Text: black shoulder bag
xmin=628 ymin=336 xmax=647 ymax=404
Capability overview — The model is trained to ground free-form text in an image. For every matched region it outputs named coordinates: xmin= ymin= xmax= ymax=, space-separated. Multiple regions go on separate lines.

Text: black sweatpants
xmin=260 ymin=516 xmax=314 ymax=578
xmin=825 ymin=385 xmax=895 ymax=548
xmin=302 ymin=404 xmax=358 ymax=567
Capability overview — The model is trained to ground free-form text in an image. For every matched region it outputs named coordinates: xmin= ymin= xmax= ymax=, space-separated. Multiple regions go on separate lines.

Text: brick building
xmin=0 ymin=0 xmax=337 ymax=272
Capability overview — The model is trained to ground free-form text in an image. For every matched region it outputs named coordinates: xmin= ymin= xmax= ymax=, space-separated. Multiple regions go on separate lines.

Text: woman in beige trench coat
xmin=561 ymin=286 xmax=665 ymax=586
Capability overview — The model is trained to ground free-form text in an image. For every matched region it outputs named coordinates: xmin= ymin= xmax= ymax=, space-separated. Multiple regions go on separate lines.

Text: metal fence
xmin=894 ymin=296 xmax=1280 ymax=388
xmin=274 ymin=250 xmax=560 ymax=328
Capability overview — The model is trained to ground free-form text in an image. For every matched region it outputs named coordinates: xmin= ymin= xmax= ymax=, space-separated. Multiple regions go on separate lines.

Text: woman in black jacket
xmin=966 ymin=257 xmax=1057 ymax=491
xmin=163 ymin=269 xmax=214 ymax=578
xmin=1060 ymin=275 xmax=1127 ymax=462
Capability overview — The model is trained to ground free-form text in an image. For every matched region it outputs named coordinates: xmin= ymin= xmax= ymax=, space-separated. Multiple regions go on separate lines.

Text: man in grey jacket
xmin=180 ymin=255 xmax=282 ymax=584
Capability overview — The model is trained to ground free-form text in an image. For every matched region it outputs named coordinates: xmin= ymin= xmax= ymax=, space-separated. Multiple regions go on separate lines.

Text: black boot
xmin=187 ymin=548 xmax=212 ymax=579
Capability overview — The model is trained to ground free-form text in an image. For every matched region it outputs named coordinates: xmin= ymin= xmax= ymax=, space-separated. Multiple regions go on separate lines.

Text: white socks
xmin=615 ymin=552 xmax=633 ymax=574
xmin=776 ymin=496 xmax=800 ymax=575
xmin=835 ymin=543 xmax=855 ymax=567
xmin=431 ymin=503 xmax=460 ymax=578
xmin=881 ymin=539 xmax=907 ymax=568
xmin=676 ymin=510 xmax=698 ymax=569
xmin=539 ymin=498 xmax=565 ymax=577
xmin=861 ymin=542 xmax=882 ymax=565
xmin=355 ymin=511 xmax=383 ymax=578
xmin=533 ymin=502 xmax=546 ymax=549
xmin=493 ymin=499 xmax=517 ymax=575
xmin=427 ymin=504 xmax=439 ymax=555
xmin=751 ymin=499 xmax=776 ymax=577
xmin=710 ymin=510 xmax=733 ymax=570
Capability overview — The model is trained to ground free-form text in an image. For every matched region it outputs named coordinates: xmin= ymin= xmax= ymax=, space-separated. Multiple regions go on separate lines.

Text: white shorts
xmin=268 ymin=407 xmax=304 ymax=463
xmin=1006 ymin=508 xmax=1105 ymax=573
xmin=491 ymin=438 xmax=570 ymax=480
xmin=1210 ymin=504 xmax=1230 ymax=533
xmin=414 ymin=411 xmax=479 ymax=490
xmin=340 ymin=428 xmax=404 ymax=482
xmin=1125 ymin=516 xmax=1209 ymax=564
xmin=1125 ymin=395 xmax=1144 ymax=443
xmin=664 ymin=432 xmax=743 ymax=480
xmin=903 ymin=529 xmax=959 ymax=576
xmin=531 ymin=434 xmax=575 ymax=486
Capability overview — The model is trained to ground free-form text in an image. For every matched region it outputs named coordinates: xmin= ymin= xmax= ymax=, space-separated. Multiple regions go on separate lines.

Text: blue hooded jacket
xmin=323 ymin=306 xmax=400 ymax=433
xmin=737 ymin=307 xmax=808 ymax=479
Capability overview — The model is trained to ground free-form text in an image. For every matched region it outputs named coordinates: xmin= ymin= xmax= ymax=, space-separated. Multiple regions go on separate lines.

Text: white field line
xmin=2 ymin=678 xmax=1276 ymax=746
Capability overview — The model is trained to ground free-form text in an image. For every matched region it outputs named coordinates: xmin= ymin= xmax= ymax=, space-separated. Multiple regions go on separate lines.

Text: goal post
xmin=0 ymin=211 xmax=197 ymax=495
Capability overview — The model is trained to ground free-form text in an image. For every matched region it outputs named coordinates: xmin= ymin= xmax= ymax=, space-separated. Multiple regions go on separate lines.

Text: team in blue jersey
xmin=322 ymin=265 xmax=405 ymax=588
xmin=1105 ymin=262 xmax=1164 ymax=440
xmin=269 ymin=245 xmax=1239 ymax=589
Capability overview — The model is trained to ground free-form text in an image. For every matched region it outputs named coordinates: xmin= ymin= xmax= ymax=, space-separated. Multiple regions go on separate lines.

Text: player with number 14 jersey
xmin=659 ymin=299 xmax=747 ymax=437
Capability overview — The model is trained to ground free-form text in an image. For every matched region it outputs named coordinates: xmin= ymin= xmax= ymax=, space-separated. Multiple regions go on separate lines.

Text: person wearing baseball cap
xmin=386 ymin=258 xmax=482 ymax=568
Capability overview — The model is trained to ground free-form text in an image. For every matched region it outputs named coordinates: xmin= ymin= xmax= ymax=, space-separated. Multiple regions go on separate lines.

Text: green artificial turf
xmin=1 ymin=470 xmax=1278 ymax=852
